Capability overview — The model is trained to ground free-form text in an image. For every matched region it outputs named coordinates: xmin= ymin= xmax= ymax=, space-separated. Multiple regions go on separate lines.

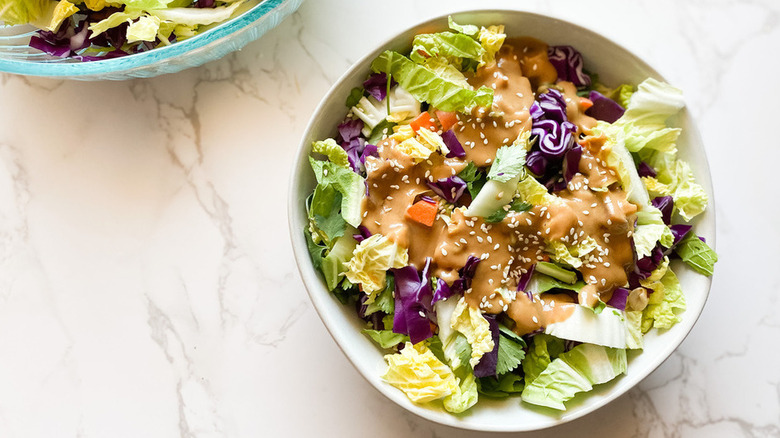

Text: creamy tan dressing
xmin=359 ymin=39 xmax=637 ymax=335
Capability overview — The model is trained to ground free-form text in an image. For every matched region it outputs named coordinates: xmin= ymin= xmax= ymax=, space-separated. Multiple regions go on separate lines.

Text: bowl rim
xmin=288 ymin=8 xmax=715 ymax=432
xmin=0 ymin=0 xmax=289 ymax=77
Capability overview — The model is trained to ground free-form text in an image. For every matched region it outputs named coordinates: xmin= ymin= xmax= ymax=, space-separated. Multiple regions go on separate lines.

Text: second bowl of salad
xmin=0 ymin=0 xmax=302 ymax=80
xmin=289 ymin=9 xmax=716 ymax=432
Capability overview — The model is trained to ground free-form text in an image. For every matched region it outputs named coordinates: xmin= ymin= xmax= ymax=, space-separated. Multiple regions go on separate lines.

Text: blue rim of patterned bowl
xmin=0 ymin=0 xmax=299 ymax=79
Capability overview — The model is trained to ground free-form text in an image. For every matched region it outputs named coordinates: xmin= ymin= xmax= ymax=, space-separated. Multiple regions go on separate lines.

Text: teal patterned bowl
xmin=0 ymin=0 xmax=302 ymax=80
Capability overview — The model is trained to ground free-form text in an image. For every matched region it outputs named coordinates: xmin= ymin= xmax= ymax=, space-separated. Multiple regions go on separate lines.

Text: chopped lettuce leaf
xmin=516 ymin=173 xmax=558 ymax=206
xmin=443 ymin=368 xmax=478 ymax=413
xmin=596 ymin=78 xmax=709 ymax=220
xmin=534 ymin=261 xmax=578 ymax=284
xmin=450 ymin=297 xmax=495 ymax=368
xmin=642 ymin=176 xmax=672 ymax=197
xmin=435 ymin=298 xmax=473 ymax=372
xmin=89 ymin=10 xmax=143 ymax=38
xmin=122 ymin=0 xmax=177 ymax=10
xmin=312 ymin=138 xmax=350 ymax=168
xmin=547 ymin=237 xmax=598 ymax=270
xmin=364 ymin=329 xmax=408 ymax=349
xmin=634 ymin=206 xmax=674 ymax=256
xmin=416 ymin=127 xmax=449 ymax=155
xmin=525 ymin=271 xmax=585 ymax=295
xmin=521 ymin=343 xmax=626 ymax=410
xmin=382 ymin=342 xmax=458 ymax=403
xmin=465 ymin=175 xmax=521 ymax=218
xmin=594 ymin=124 xmax=651 ymax=207
xmin=434 ymin=297 xmax=458 ymax=347
xmin=547 ymin=241 xmax=583 ymax=269
xmin=371 ymin=50 xmax=493 ymax=113
xmin=396 ymin=137 xmax=435 ymax=161
xmin=675 ymin=233 xmax=717 ymax=276
xmin=522 ymin=334 xmax=565 ymax=386
xmin=447 ymin=16 xmax=479 ymax=37
xmin=321 ymin=232 xmax=357 ymax=291
xmin=308 ymin=157 xmax=364 ymax=227
xmin=623 ymin=78 xmax=685 ymax=126
xmin=614 ymin=84 xmax=634 ymax=109
xmin=523 ymin=358 xmax=591 ymax=410
xmin=642 ymin=268 xmax=686 ymax=332
xmin=344 ymin=234 xmax=408 ymax=297
xmin=622 ymin=123 xmax=681 ymax=154
xmin=35 ymin=0 xmax=78 ymax=32
xmin=148 ymin=2 xmax=242 ymax=26
xmin=352 ymin=96 xmax=387 ymax=131
xmin=83 ymin=0 xmax=109 ymax=10
xmin=545 ymin=305 xmax=630 ymax=348
xmin=625 ymin=310 xmax=644 ymax=349
xmin=479 ymin=372 xmax=524 ymax=398
xmin=126 ymin=13 xmax=161 ymax=43
xmin=633 ymin=223 xmax=671 ymax=258
xmin=444 ymin=332 xmax=472 ymax=372
xmin=409 ymin=31 xmax=485 ymax=67
xmin=477 ymin=25 xmax=505 ymax=66
xmin=352 ymin=86 xmax=421 ymax=132
xmin=645 ymin=153 xmax=709 ymax=221
xmin=308 ymin=183 xmax=346 ymax=247
xmin=0 ymin=0 xmax=51 ymax=26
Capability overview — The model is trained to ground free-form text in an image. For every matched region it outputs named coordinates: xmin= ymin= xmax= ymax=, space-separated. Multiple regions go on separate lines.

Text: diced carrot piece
xmin=435 ymin=110 xmax=459 ymax=131
xmin=409 ymin=111 xmax=437 ymax=133
xmin=406 ymin=199 xmax=437 ymax=227
xmin=579 ymin=97 xmax=594 ymax=111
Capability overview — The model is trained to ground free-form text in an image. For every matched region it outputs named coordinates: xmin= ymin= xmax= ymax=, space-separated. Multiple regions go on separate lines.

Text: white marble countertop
xmin=0 ymin=0 xmax=778 ymax=436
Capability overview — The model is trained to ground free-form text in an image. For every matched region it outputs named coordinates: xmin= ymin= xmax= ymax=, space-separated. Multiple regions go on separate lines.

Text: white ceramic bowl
xmin=288 ymin=9 xmax=714 ymax=432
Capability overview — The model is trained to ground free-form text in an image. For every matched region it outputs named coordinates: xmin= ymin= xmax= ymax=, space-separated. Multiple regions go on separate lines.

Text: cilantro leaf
xmin=484 ymin=198 xmax=532 ymax=223
xmin=365 ymin=274 xmax=395 ymax=316
xmin=304 ymin=230 xmax=325 ymax=271
xmin=488 ymin=145 xmax=527 ymax=182
xmin=458 ymin=162 xmax=488 ymax=199
xmin=368 ymin=119 xmax=396 ymax=144
xmin=496 ymin=325 xmax=526 ymax=375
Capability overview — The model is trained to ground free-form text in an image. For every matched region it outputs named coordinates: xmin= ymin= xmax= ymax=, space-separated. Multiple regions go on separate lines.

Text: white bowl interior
xmin=288 ymin=9 xmax=714 ymax=432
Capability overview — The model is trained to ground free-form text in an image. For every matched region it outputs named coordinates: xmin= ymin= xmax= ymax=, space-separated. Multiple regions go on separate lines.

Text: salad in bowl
xmin=0 ymin=0 xmax=262 ymax=60
xmin=292 ymin=12 xmax=716 ymax=429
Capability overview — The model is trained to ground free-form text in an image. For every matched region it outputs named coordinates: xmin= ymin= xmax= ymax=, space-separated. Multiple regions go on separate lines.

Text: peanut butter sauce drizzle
xmin=360 ymin=39 xmax=636 ymax=335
